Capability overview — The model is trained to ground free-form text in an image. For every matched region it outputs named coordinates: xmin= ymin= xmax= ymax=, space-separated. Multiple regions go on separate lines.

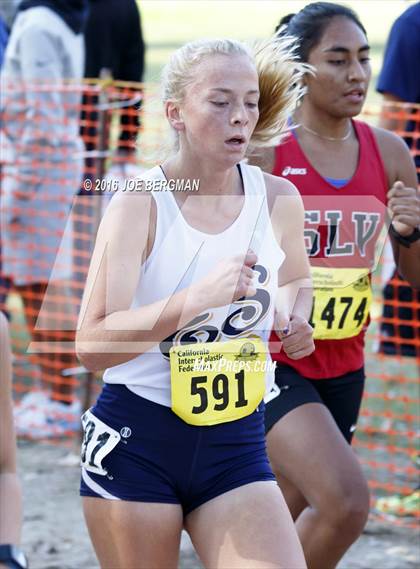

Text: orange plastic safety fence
xmin=0 ymin=83 xmax=418 ymax=528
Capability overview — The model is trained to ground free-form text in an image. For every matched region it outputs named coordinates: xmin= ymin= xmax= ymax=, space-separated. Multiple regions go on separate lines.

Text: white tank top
xmin=103 ymin=163 xmax=285 ymax=406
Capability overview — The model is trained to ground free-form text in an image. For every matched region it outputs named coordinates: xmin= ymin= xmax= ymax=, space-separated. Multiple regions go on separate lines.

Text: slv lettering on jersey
xmin=302 ymin=196 xmax=386 ymax=266
xmin=305 ymin=210 xmax=381 ymax=259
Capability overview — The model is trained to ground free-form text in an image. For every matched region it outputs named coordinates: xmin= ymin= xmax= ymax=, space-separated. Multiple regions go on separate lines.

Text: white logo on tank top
xmin=282 ymin=166 xmax=307 ymax=176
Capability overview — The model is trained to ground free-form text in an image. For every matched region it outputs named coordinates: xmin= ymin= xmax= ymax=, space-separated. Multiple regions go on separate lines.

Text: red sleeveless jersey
xmin=270 ymin=120 xmax=388 ymax=378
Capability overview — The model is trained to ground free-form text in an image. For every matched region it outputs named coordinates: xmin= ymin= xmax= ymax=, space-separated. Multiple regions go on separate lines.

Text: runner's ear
xmin=165 ymin=101 xmax=185 ymax=131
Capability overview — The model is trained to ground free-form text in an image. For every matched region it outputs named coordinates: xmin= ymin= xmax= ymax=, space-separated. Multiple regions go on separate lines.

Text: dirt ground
xmin=17 ymin=440 xmax=419 ymax=569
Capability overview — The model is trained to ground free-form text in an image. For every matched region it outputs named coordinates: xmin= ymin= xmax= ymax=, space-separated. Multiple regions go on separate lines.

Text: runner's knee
xmin=321 ymin=476 xmax=370 ymax=535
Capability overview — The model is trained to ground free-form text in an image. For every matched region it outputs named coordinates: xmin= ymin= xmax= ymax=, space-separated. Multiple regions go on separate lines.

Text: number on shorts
xmin=81 ymin=420 xmax=95 ymax=463
xmin=80 ymin=410 xmax=121 ymax=476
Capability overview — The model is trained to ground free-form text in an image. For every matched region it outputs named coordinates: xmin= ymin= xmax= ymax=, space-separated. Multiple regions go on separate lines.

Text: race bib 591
xmin=170 ymin=338 xmax=267 ymax=426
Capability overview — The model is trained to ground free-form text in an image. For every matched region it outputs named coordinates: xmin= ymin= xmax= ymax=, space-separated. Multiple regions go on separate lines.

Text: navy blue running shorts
xmin=80 ymin=384 xmax=275 ymax=516
xmin=264 ymin=364 xmax=365 ymax=443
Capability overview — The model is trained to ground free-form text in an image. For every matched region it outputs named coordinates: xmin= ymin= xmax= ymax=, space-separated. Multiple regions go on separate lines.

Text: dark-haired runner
xmin=251 ymin=4 xmax=420 ymax=569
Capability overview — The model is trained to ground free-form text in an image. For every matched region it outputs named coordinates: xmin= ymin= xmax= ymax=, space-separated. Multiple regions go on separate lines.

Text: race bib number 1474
xmin=309 ymin=267 xmax=372 ymax=340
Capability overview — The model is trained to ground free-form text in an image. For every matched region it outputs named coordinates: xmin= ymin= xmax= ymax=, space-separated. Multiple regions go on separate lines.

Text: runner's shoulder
xmin=262 ymin=171 xmax=300 ymax=197
xmin=262 ymin=171 xmax=304 ymax=223
xmin=97 ymin=184 xmax=156 ymax=245
xmin=371 ymin=125 xmax=410 ymax=161
xmin=263 ymin=171 xmax=303 ymax=204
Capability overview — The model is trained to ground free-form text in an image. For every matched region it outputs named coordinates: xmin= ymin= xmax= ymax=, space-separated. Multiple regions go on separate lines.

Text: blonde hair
xmin=161 ymin=35 xmax=311 ymax=151
xmin=161 ymin=38 xmax=252 ymax=105
xmin=251 ymin=33 xmax=310 ymax=148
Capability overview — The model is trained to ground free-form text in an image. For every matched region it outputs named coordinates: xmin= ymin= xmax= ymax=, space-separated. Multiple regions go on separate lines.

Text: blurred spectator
xmin=0 ymin=312 xmax=27 ymax=569
xmin=0 ymin=0 xmax=88 ymax=436
xmin=0 ymin=1 xmax=19 ymax=31
xmin=81 ymin=0 xmax=145 ymax=184
xmin=0 ymin=13 xmax=10 ymax=316
xmin=75 ymin=0 xmax=145 ymax=299
xmin=0 ymin=16 xmax=8 ymax=67
xmin=377 ymin=2 xmax=420 ymax=359
xmin=377 ymin=2 xmax=420 ymax=171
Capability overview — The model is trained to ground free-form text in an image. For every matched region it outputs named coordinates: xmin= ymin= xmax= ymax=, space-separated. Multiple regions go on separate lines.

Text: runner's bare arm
xmin=76 ymin=193 xmax=257 ymax=371
xmin=0 ymin=313 xmax=22 ymax=544
xmin=264 ymin=174 xmax=314 ymax=357
xmin=374 ymin=127 xmax=420 ymax=288
xmin=76 ymin=193 xmax=206 ymax=370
